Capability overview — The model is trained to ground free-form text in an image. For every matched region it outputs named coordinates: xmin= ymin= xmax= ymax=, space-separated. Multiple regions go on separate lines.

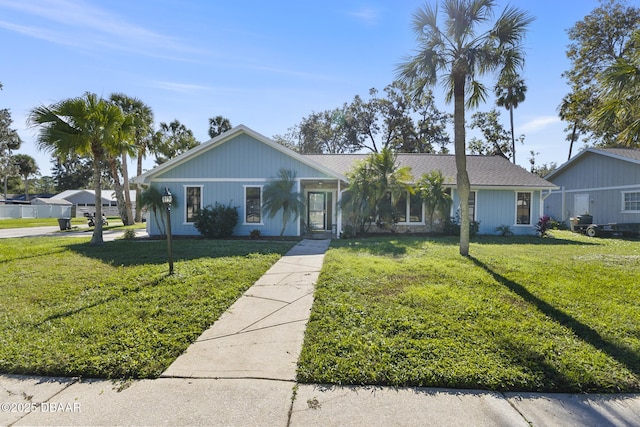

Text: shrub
xmin=121 ymin=229 xmax=137 ymax=240
xmin=445 ymin=214 xmax=480 ymax=237
xmin=535 ymin=215 xmax=552 ymax=237
xmin=495 ymin=224 xmax=513 ymax=237
xmin=193 ymin=203 xmax=239 ymax=238
xmin=249 ymin=229 xmax=261 ymax=239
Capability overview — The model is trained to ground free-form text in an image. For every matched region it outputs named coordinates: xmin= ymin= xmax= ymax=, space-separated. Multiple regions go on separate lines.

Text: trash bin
xmin=57 ymin=218 xmax=71 ymax=231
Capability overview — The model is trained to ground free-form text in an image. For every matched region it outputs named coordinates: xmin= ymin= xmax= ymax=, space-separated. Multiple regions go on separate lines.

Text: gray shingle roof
xmin=304 ymin=153 xmax=556 ymax=188
xmin=592 ymin=148 xmax=640 ymax=162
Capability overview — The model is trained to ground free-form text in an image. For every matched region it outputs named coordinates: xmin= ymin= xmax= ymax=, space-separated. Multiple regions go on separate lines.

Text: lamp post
xmin=162 ymin=187 xmax=174 ymax=275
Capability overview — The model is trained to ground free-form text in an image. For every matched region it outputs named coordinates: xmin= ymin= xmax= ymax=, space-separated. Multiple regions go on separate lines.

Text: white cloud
xmin=152 ymin=81 xmax=211 ymax=94
xmin=0 ymin=0 xmax=204 ymax=59
xmin=346 ymin=7 xmax=380 ymax=25
xmin=520 ymin=116 xmax=561 ymax=133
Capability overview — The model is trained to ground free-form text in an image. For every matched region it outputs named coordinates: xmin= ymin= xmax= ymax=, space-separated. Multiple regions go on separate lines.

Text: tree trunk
xmin=23 ymin=177 xmax=29 ymax=201
xmin=108 ymin=158 xmax=128 ymax=224
xmin=90 ymin=153 xmax=104 ymax=246
xmin=134 ymin=154 xmax=143 ymax=222
xmin=121 ymin=152 xmax=134 ymax=225
xmin=454 ymin=76 xmax=471 ymax=256
xmin=509 ymin=106 xmax=516 ymax=164
xmin=568 ymin=123 xmax=578 ymax=161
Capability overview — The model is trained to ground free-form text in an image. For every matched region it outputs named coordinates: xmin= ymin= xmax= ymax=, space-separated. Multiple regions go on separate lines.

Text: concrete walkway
xmin=1 ymin=238 xmax=639 ymax=426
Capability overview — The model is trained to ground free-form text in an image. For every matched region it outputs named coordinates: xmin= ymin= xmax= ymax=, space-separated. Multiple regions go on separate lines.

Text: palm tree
xmin=13 ymin=154 xmax=39 ymax=201
xmin=262 ymin=169 xmax=304 ymax=237
xmin=28 ymin=92 xmax=132 ymax=245
xmin=397 ymin=0 xmax=533 ymax=256
xmin=341 ymin=148 xmax=413 ymax=233
xmin=589 ymin=29 xmax=640 ymax=148
xmin=418 ymin=170 xmax=452 ymax=232
xmin=138 ymin=185 xmax=173 ymax=235
xmin=208 ymin=116 xmax=232 ymax=139
xmin=110 ymin=94 xmax=154 ymax=224
xmin=495 ymin=72 xmax=527 ymax=164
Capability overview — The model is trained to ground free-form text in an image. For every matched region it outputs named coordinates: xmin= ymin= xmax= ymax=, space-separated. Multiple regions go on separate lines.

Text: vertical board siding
xmin=546 ymin=152 xmax=640 ymax=224
xmin=452 ymin=189 xmax=538 ymax=236
xmin=157 ymin=134 xmax=332 ymax=180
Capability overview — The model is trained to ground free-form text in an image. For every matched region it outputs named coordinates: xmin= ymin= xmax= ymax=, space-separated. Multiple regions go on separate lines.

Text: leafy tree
xmin=353 ymin=81 xmax=452 ymax=153
xmin=28 ymin=92 xmax=133 ymax=245
xmin=277 ymin=81 xmax=451 ymax=154
xmin=417 ymin=170 xmax=452 ymax=232
xmin=262 ymin=169 xmax=304 ymax=236
xmin=494 ymin=72 xmax=527 ymax=163
xmin=153 ymin=120 xmax=199 ymax=164
xmin=208 ymin=116 xmax=232 ymax=139
xmin=589 ymin=29 xmax=640 ymax=147
xmin=32 ymin=176 xmax=56 ymax=194
xmin=560 ymin=0 xmax=640 ymax=150
xmin=1 ymin=83 xmax=22 ymax=202
xmin=51 ymin=155 xmax=94 ymax=191
xmin=468 ymin=109 xmax=514 ymax=157
xmin=341 ymin=148 xmax=413 ymax=233
xmin=528 ymin=150 xmax=558 ymax=177
xmin=110 ymin=94 xmax=154 ymax=224
xmin=294 ymin=108 xmax=362 ymax=154
xmin=397 ymin=0 xmax=533 ymax=256
xmin=13 ymin=154 xmax=39 ymax=201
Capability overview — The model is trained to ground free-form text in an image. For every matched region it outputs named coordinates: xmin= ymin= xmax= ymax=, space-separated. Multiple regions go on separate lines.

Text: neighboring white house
xmin=545 ymin=148 xmax=640 ymax=225
xmin=132 ymin=125 xmax=557 ymax=238
xmin=54 ymin=189 xmax=137 ymax=217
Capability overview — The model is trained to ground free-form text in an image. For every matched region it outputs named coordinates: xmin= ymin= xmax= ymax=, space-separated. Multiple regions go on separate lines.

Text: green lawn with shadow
xmin=298 ymin=231 xmax=640 ymax=392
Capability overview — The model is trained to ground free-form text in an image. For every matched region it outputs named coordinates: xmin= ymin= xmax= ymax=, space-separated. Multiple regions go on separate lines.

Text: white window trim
xmin=514 ymin=191 xmax=533 ymax=226
xmin=621 ymin=190 xmax=640 ymax=213
xmin=183 ymin=185 xmax=204 ymax=225
xmin=243 ymin=185 xmax=264 ymax=226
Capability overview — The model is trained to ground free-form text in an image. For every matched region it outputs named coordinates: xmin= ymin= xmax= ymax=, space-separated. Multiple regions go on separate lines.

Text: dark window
xmin=468 ymin=191 xmax=476 ymax=221
xmin=516 ymin=192 xmax=531 ymax=225
xmin=186 ymin=186 xmax=201 ymax=223
xmin=409 ymin=192 xmax=422 ymax=222
xmin=245 ymin=187 xmax=261 ymax=223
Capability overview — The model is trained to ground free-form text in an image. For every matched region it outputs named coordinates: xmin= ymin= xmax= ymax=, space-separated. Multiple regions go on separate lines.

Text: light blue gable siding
xmin=157 ymin=134 xmax=332 ymax=180
xmin=452 ymin=189 xmax=540 ymax=235
xmin=145 ymin=134 xmax=331 ymax=237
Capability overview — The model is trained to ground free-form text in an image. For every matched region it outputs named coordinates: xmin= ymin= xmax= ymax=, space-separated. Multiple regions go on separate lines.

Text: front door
xmin=308 ymin=192 xmax=326 ymax=231
xmin=575 ymin=194 xmax=589 ymax=215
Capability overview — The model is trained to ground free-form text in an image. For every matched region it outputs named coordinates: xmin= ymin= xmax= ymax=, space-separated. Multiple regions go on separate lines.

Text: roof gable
xmin=546 ymin=148 xmax=640 ymax=180
xmin=132 ymin=125 xmax=346 ymax=184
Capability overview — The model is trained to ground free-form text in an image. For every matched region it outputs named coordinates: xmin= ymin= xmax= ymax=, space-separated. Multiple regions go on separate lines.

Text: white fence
xmin=0 ymin=205 xmax=72 ymax=219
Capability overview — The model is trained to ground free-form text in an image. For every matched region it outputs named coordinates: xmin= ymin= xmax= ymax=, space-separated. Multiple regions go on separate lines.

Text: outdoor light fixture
xmin=162 ymin=187 xmax=174 ymax=275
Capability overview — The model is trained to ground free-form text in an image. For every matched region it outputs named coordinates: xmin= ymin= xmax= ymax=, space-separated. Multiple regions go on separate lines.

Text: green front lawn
xmin=298 ymin=231 xmax=640 ymax=393
xmin=0 ymin=236 xmax=296 ymax=379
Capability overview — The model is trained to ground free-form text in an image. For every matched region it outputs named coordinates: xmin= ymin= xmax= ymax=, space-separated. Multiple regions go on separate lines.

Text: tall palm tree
xmin=110 ymin=94 xmax=154 ymax=224
xmin=397 ymin=0 xmax=533 ymax=255
xmin=28 ymin=92 xmax=132 ymax=245
xmin=13 ymin=154 xmax=39 ymax=201
xmin=262 ymin=169 xmax=304 ymax=237
xmin=495 ymin=72 xmax=527 ymax=163
xmin=590 ymin=29 xmax=640 ymax=148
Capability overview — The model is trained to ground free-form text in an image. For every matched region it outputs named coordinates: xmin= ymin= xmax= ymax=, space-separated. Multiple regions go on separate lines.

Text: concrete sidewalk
xmin=1 ymin=238 xmax=639 ymax=426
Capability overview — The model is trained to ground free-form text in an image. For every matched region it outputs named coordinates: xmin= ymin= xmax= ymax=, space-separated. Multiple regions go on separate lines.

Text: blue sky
xmin=0 ymin=0 xmax=602 ymax=177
